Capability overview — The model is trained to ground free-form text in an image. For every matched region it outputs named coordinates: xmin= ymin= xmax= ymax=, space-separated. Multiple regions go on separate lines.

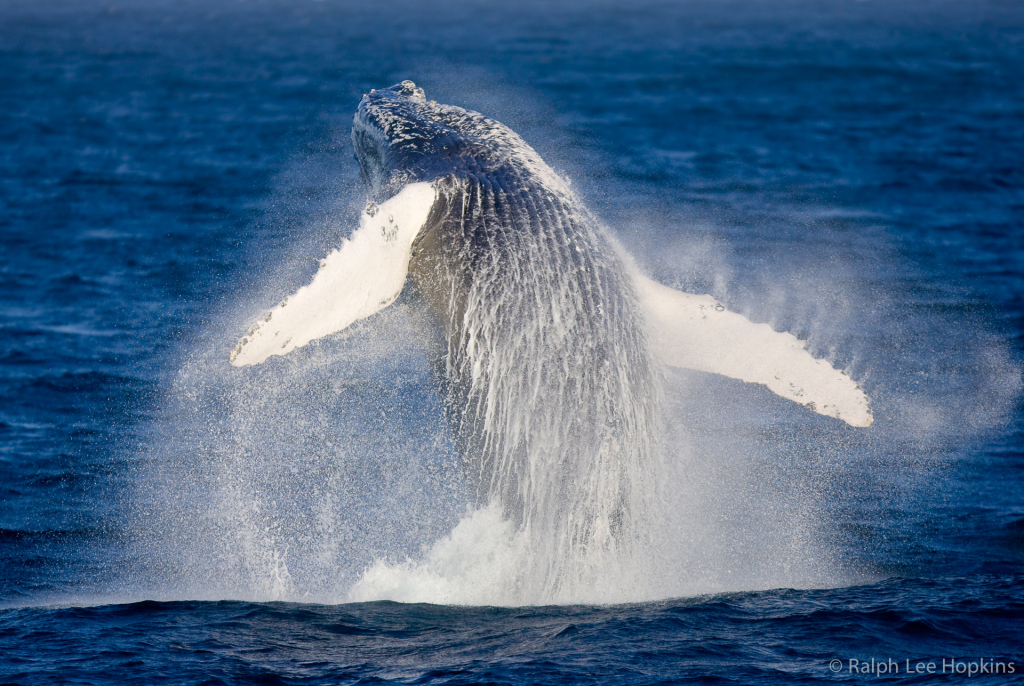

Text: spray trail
xmin=130 ymin=82 xmax=899 ymax=606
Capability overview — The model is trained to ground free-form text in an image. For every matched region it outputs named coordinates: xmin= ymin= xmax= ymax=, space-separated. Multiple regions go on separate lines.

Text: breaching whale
xmin=230 ymin=81 xmax=871 ymax=558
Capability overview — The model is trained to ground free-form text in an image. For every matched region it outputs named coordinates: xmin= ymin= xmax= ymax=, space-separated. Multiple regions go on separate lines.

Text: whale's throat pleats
xmin=409 ymin=174 xmax=662 ymax=587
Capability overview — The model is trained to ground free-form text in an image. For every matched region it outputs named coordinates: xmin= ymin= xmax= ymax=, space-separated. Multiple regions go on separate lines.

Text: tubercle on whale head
xmin=394 ymin=79 xmax=426 ymax=102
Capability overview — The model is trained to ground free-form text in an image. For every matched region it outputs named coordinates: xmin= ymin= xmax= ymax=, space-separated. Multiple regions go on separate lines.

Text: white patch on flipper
xmin=635 ymin=273 xmax=872 ymax=427
xmin=230 ymin=182 xmax=437 ymax=366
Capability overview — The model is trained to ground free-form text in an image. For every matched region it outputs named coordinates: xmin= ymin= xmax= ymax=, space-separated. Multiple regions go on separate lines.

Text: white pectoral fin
xmin=635 ymin=273 xmax=872 ymax=427
xmin=230 ymin=182 xmax=437 ymax=367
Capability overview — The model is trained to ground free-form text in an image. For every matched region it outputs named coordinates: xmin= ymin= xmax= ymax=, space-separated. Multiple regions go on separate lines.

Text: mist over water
xmin=124 ymin=143 xmax=1019 ymax=606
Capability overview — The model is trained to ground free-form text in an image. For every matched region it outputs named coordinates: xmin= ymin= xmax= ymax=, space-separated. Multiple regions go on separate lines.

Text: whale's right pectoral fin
xmin=635 ymin=273 xmax=872 ymax=427
xmin=230 ymin=182 xmax=437 ymax=366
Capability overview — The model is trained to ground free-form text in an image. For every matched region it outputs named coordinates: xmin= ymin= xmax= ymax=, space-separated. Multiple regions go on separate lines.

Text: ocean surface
xmin=2 ymin=0 xmax=1023 ymax=682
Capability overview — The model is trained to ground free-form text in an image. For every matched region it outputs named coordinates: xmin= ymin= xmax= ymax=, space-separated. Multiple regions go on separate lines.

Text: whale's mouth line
xmin=351 ymin=118 xmax=388 ymax=197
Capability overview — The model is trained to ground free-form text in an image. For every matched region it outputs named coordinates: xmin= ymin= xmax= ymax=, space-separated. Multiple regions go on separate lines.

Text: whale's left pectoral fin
xmin=634 ymin=273 xmax=872 ymax=427
xmin=230 ymin=182 xmax=437 ymax=366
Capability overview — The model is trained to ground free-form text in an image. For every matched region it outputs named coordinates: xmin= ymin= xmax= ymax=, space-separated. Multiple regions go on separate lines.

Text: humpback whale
xmin=230 ymin=81 xmax=871 ymax=564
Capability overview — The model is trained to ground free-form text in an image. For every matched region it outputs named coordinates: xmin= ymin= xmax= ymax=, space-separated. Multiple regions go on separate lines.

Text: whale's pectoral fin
xmin=230 ymin=182 xmax=437 ymax=366
xmin=634 ymin=273 xmax=872 ymax=427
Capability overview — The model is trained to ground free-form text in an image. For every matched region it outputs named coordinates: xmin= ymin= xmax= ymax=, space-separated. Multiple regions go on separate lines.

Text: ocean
xmin=1 ymin=0 xmax=1022 ymax=682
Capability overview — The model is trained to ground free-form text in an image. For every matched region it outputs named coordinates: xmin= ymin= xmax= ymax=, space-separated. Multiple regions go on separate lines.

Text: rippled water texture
xmin=1 ymin=0 xmax=1022 ymax=683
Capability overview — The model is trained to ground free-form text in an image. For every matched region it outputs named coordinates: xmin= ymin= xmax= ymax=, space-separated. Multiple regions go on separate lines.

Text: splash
xmin=349 ymin=501 xmax=664 ymax=606
xmin=125 ymin=185 xmax=875 ymax=606
xmin=126 ymin=115 xmax=1020 ymax=607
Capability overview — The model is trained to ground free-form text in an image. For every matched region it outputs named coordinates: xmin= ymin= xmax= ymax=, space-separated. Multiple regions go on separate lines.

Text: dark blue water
xmin=2 ymin=0 xmax=1023 ymax=682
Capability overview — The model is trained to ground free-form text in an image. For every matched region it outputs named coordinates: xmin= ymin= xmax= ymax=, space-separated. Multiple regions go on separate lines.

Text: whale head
xmin=353 ymin=80 xmax=549 ymax=203
xmin=353 ymin=80 xmax=456 ymax=202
